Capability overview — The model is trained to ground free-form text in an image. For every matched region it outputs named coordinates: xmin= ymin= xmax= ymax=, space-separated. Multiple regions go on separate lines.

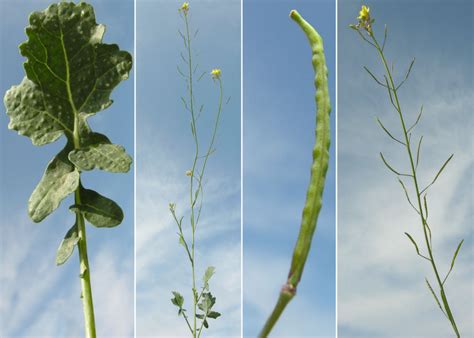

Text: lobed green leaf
xmin=69 ymin=132 xmax=132 ymax=173
xmin=71 ymin=186 xmax=123 ymax=227
xmin=28 ymin=143 xmax=80 ymax=222
xmin=56 ymin=223 xmax=79 ymax=265
xmin=203 ymin=266 xmax=215 ymax=289
xmin=4 ymin=2 xmax=132 ymax=146
xmin=171 ymin=291 xmax=184 ymax=308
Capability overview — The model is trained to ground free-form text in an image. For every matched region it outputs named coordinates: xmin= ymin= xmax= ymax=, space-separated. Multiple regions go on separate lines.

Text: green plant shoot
xmin=350 ymin=5 xmax=463 ymax=337
xmin=259 ymin=10 xmax=331 ymax=337
xmin=169 ymin=2 xmax=224 ymax=337
xmin=3 ymin=2 xmax=132 ymax=337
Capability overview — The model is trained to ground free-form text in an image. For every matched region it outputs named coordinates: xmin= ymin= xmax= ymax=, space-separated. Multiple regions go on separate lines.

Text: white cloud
xmin=0 ymin=211 xmax=133 ymax=337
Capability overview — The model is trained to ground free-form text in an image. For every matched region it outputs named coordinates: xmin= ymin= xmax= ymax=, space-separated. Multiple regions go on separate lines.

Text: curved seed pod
xmin=259 ymin=10 xmax=331 ymax=337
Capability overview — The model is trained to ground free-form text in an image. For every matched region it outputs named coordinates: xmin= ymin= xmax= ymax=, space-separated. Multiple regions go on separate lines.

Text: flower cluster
xmin=350 ymin=5 xmax=374 ymax=35
xmin=211 ymin=68 xmax=221 ymax=80
xmin=179 ymin=2 xmax=189 ymax=15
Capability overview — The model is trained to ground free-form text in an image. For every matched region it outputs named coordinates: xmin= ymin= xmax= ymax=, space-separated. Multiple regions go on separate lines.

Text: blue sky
xmin=135 ymin=0 xmax=241 ymax=337
xmin=0 ymin=0 xmax=134 ymax=336
xmin=338 ymin=0 xmax=473 ymax=337
xmin=243 ymin=0 xmax=336 ymax=337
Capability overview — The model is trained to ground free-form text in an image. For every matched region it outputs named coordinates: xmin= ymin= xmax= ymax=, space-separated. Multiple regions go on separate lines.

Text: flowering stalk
xmin=351 ymin=5 xmax=463 ymax=337
xmin=259 ymin=10 xmax=331 ymax=337
xmin=169 ymin=3 xmax=223 ymax=337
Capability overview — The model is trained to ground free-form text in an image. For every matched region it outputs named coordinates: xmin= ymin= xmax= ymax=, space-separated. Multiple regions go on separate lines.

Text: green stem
xmin=184 ymin=12 xmax=198 ymax=338
xmin=259 ymin=10 xmax=331 ymax=337
xmin=72 ymin=98 xmax=96 ymax=338
xmin=371 ymin=34 xmax=460 ymax=338
xmin=75 ymin=187 xmax=97 ymax=338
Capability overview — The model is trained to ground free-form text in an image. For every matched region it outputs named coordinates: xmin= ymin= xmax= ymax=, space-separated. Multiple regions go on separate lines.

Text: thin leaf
xmin=398 ymin=178 xmax=420 ymax=214
xmin=180 ymin=52 xmax=188 ymax=64
xmin=376 ymin=117 xmax=405 ymax=145
xmin=197 ymin=71 xmax=206 ymax=82
xmin=380 ymin=152 xmax=410 ymax=177
xmin=415 ymin=136 xmax=423 ymax=170
xmin=450 ymin=240 xmax=464 ymax=271
xmin=425 ymin=278 xmax=448 ymax=318
xmin=396 ymin=58 xmax=416 ymax=90
xmin=407 ymin=105 xmax=423 ymax=133
xmin=404 ymin=232 xmax=420 ymax=255
xmin=383 ymin=75 xmax=399 ymax=112
xmin=405 ymin=232 xmax=430 ymax=261
xmin=443 ymin=240 xmax=464 ymax=285
xmin=423 ymin=194 xmax=429 ymax=220
xmin=381 ymin=24 xmax=387 ymax=51
xmin=364 ymin=66 xmax=388 ymax=88
xmin=420 ymin=154 xmax=454 ymax=194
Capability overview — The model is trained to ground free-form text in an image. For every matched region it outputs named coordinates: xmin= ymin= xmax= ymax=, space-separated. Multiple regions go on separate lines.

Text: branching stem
xmin=369 ymin=33 xmax=460 ymax=338
xmin=174 ymin=9 xmax=224 ymax=337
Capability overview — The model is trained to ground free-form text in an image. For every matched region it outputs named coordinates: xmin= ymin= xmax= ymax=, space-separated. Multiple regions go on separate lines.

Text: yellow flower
xmin=211 ymin=68 xmax=221 ymax=79
xmin=179 ymin=2 xmax=189 ymax=14
xmin=355 ymin=5 xmax=372 ymax=34
xmin=358 ymin=5 xmax=370 ymax=21
xmin=185 ymin=170 xmax=192 ymax=176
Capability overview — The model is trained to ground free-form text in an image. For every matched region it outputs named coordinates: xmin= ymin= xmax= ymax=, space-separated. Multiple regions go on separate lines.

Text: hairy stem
xmin=260 ymin=10 xmax=331 ymax=337
xmin=371 ymin=34 xmax=460 ymax=337
xmin=66 ymin=36 xmax=97 ymax=335
xmin=183 ymin=11 xmax=198 ymax=337
xmin=75 ymin=187 xmax=97 ymax=338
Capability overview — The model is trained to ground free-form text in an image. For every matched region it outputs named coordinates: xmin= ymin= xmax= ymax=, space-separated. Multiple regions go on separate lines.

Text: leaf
xmin=207 ymin=311 xmax=221 ymax=319
xmin=71 ymin=187 xmax=123 ymax=227
xmin=178 ymin=233 xmax=186 ymax=247
xmin=404 ymin=232 xmax=420 ymax=255
xmin=203 ymin=319 xmax=209 ymax=329
xmin=28 ymin=143 xmax=80 ymax=222
xmin=69 ymin=132 xmax=132 ymax=173
xmin=56 ymin=223 xmax=79 ymax=265
xmin=398 ymin=178 xmax=419 ymax=214
xmin=198 ymin=292 xmax=216 ymax=314
xmin=203 ymin=266 xmax=215 ymax=289
xmin=380 ymin=152 xmax=402 ymax=176
xmin=415 ymin=136 xmax=423 ymax=169
xmin=376 ymin=117 xmax=405 ymax=145
xmin=420 ymin=154 xmax=454 ymax=194
xmin=449 ymin=239 xmax=464 ymax=271
xmin=425 ymin=278 xmax=447 ymax=318
xmin=4 ymin=2 xmax=132 ymax=146
xmin=171 ymin=291 xmax=184 ymax=308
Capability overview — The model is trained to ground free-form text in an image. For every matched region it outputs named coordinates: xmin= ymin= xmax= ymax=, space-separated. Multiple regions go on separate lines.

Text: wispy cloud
xmin=0 ymin=211 xmax=134 ymax=337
